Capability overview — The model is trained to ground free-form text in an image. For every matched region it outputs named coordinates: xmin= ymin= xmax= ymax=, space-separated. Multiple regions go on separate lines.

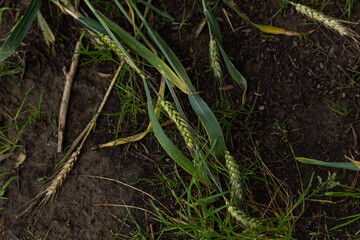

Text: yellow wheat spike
xmin=37 ymin=147 xmax=81 ymax=214
xmin=291 ymin=1 xmax=359 ymax=41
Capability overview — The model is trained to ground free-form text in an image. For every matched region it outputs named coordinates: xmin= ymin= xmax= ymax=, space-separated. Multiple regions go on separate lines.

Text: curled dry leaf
xmin=15 ymin=152 xmax=26 ymax=169
xmin=96 ymin=72 xmax=112 ymax=78
xmin=218 ymin=85 xmax=234 ymax=91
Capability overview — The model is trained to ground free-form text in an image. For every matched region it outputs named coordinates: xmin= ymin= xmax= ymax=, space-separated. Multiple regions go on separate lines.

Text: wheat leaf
xmin=0 ymin=0 xmax=42 ymax=62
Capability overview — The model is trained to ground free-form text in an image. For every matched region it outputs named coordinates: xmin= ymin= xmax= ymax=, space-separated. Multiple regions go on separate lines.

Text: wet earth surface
xmin=1 ymin=0 xmax=360 ymax=239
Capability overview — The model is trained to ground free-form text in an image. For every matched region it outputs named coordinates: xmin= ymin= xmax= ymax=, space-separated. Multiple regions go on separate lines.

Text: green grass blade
xmin=0 ymin=175 xmax=17 ymax=198
xmin=130 ymin=2 xmax=196 ymax=93
xmin=202 ymin=2 xmax=222 ymax=45
xmin=152 ymin=30 xmax=196 ymax=93
xmin=79 ymin=9 xmax=190 ymax=94
xmin=135 ymin=0 xmax=174 ymax=22
xmin=143 ymin=79 xmax=210 ymax=185
xmin=113 ymin=0 xmax=157 ymax=53
xmin=296 ymin=157 xmax=360 ymax=171
xmin=165 ymin=78 xmax=186 ymax=119
xmin=100 ymin=15 xmax=188 ymax=93
xmin=84 ymin=0 xmax=185 ymax=93
xmin=0 ymin=0 xmax=42 ymax=62
xmin=217 ymin=43 xmax=247 ymax=103
xmin=83 ymin=0 xmax=142 ymax=76
xmin=78 ymin=17 xmax=107 ymax=35
xmin=189 ymin=94 xmax=225 ymax=160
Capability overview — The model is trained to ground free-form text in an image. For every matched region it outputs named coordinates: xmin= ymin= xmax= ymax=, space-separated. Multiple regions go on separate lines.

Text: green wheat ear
xmin=227 ymin=204 xmax=261 ymax=229
xmin=159 ymin=99 xmax=196 ymax=151
xmin=209 ymin=34 xmax=224 ymax=87
xmin=291 ymin=1 xmax=359 ymax=41
xmin=225 ymin=151 xmax=262 ymax=229
xmin=225 ymin=150 xmax=243 ymax=201
xmin=99 ymin=33 xmax=125 ymax=60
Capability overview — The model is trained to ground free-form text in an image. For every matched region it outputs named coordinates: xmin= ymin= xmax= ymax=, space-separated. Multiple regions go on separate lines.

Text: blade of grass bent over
xmin=189 ymin=94 xmax=225 ymax=160
xmin=135 ymin=0 xmax=174 ymax=22
xmin=130 ymin=1 xmax=195 ymax=93
xmin=84 ymin=1 xmax=142 ymax=75
xmin=80 ymin=10 xmax=190 ymax=94
xmin=224 ymin=0 xmax=301 ymax=36
xmin=296 ymin=157 xmax=360 ymax=171
xmin=0 ymin=0 xmax=42 ymax=62
xmin=113 ymin=0 xmax=157 ymax=54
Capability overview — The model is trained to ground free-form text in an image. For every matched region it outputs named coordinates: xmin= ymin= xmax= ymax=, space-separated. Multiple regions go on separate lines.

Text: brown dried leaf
xmin=15 ymin=152 xmax=26 ymax=169
xmin=97 ymin=72 xmax=112 ymax=78
xmin=219 ymin=85 xmax=234 ymax=91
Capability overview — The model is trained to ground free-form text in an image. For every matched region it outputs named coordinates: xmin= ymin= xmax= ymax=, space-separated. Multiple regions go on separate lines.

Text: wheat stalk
xmin=290 ymin=1 xmax=359 ymax=41
xmin=159 ymin=99 xmax=196 ymax=151
xmin=209 ymin=34 xmax=223 ymax=83
xmin=225 ymin=150 xmax=243 ymax=201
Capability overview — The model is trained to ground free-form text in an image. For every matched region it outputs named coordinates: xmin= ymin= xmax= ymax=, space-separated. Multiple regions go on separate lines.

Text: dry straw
xmin=36 ymin=147 xmax=80 ymax=213
xmin=20 ymin=65 xmax=124 ymax=220
xmin=159 ymin=99 xmax=196 ymax=151
xmin=290 ymin=1 xmax=359 ymax=41
xmin=225 ymin=150 xmax=243 ymax=201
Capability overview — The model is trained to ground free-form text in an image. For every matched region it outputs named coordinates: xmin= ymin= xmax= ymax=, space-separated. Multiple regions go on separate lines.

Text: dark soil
xmin=1 ymin=0 xmax=360 ymax=239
